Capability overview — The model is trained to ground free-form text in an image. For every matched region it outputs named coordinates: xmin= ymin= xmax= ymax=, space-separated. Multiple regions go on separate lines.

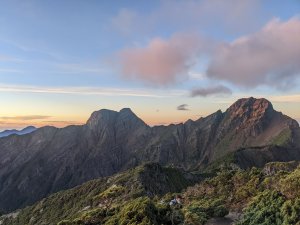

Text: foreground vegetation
xmin=1 ymin=161 xmax=300 ymax=225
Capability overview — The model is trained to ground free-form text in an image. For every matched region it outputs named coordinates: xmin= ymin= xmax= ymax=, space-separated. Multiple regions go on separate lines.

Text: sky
xmin=0 ymin=0 xmax=300 ymax=130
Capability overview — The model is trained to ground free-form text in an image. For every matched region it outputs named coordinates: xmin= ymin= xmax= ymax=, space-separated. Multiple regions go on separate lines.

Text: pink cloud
xmin=207 ymin=17 xmax=300 ymax=89
xmin=117 ymin=34 xmax=211 ymax=86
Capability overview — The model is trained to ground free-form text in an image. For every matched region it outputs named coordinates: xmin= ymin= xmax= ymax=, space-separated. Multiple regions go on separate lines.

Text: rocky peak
xmin=86 ymin=109 xmax=118 ymax=129
xmin=117 ymin=108 xmax=147 ymax=130
xmin=226 ymin=97 xmax=274 ymax=120
xmin=119 ymin=108 xmax=141 ymax=121
xmin=86 ymin=108 xmax=147 ymax=132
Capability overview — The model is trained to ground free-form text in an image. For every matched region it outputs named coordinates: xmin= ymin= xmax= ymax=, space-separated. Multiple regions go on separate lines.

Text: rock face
xmin=0 ymin=97 xmax=299 ymax=212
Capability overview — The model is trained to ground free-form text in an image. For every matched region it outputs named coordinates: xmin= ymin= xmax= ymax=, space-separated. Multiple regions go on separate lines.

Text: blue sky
xmin=0 ymin=0 xmax=299 ymax=130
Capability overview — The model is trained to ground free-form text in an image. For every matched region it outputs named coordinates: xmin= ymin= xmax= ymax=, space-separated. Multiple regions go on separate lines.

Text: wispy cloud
xmin=190 ymin=85 xmax=232 ymax=97
xmin=0 ymin=83 xmax=186 ymax=98
xmin=54 ymin=63 xmax=107 ymax=74
xmin=0 ymin=115 xmax=51 ymax=120
xmin=0 ymin=69 xmax=23 ymax=73
xmin=112 ymin=0 xmax=262 ymax=36
xmin=177 ymin=104 xmax=189 ymax=111
xmin=188 ymin=71 xmax=207 ymax=80
xmin=0 ymin=54 xmax=24 ymax=62
xmin=269 ymin=95 xmax=300 ymax=103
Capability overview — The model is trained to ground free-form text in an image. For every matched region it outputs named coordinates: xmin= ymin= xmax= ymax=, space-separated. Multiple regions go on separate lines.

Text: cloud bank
xmin=207 ymin=17 xmax=300 ymax=89
xmin=116 ymin=17 xmax=300 ymax=92
xmin=0 ymin=115 xmax=51 ymax=120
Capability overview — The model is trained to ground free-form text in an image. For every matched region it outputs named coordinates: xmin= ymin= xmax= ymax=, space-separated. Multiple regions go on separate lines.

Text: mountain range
xmin=0 ymin=97 xmax=299 ymax=213
xmin=0 ymin=126 xmax=36 ymax=138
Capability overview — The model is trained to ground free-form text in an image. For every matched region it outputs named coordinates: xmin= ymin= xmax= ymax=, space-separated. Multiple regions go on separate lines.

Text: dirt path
xmin=206 ymin=212 xmax=241 ymax=225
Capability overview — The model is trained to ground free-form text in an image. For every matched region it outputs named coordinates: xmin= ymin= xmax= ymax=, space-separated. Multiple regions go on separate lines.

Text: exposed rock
xmin=262 ymin=161 xmax=300 ymax=176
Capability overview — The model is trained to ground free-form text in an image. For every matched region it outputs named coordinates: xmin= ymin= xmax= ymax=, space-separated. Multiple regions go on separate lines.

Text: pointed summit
xmin=86 ymin=108 xmax=147 ymax=131
xmin=117 ymin=108 xmax=147 ymax=129
xmin=86 ymin=109 xmax=118 ymax=129
xmin=226 ymin=97 xmax=274 ymax=120
xmin=119 ymin=107 xmax=133 ymax=113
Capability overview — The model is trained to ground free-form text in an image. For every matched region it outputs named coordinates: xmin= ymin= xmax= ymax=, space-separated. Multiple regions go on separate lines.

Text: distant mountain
xmin=0 ymin=126 xmax=37 ymax=138
xmin=0 ymin=97 xmax=299 ymax=213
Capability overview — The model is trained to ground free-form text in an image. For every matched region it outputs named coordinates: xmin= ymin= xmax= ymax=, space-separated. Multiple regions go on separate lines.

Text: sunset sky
xmin=0 ymin=0 xmax=300 ymax=130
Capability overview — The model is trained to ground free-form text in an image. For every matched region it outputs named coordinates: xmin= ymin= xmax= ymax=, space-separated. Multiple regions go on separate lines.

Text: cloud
xmin=0 ymin=54 xmax=25 ymax=63
xmin=158 ymin=0 xmax=261 ymax=32
xmin=190 ymin=85 xmax=232 ymax=97
xmin=55 ymin=63 xmax=106 ymax=74
xmin=207 ymin=17 xmax=300 ymax=89
xmin=0 ymin=83 xmax=186 ymax=98
xmin=269 ymin=95 xmax=300 ymax=103
xmin=0 ymin=115 xmax=51 ymax=120
xmin=117 ymin=34 xmax=213 ymax=86
xmin=188 ymin=71 xmax=207 ymax=80
xmin=0 ymin=69 xmax=23 ymax=73
xmin=177 ymin=104 xmax=189 ymax=111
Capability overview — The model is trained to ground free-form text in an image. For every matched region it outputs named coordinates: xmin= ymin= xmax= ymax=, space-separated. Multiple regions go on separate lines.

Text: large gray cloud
xmin=190 ymin=85 xmax=232 ymax=97
xmin=207 ymin=17 xmax=300 ymax=89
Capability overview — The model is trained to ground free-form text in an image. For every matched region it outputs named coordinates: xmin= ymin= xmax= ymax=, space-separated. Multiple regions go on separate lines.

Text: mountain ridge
xmin=0 ymin=126 xmax=37 ymax=138
xmin=0 ymin=97 xmax=299 ymax=213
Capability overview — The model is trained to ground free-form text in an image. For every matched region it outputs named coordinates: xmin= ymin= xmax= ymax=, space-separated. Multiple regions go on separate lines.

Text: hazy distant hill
xmin=0 ymin=126 xmax=37 ymax=138
xmin=0 ymin=97 xmax=299 ymax=213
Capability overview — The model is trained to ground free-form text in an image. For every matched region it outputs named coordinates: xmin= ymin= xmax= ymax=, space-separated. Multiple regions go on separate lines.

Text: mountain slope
xmin=2 ymin=161 xmax=300 ymax=225
xmin=0 ymin=163 xmax=194 ymax=225
xmin=0 ymin=97 xmax=299 ymax=213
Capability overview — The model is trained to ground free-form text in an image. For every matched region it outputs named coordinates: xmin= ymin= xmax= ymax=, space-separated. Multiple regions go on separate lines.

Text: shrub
xmin=183 ymin=198 xmax=228 ymax=225
xmin=281 ymin=198 xmax=300 ymax=225
xmin=279 ymin=167 xmax=300 ymax=199
xmin=237 ymin=190 xmax=285 ymax=225
xmin=118 ymin=197 xmax=157 ymax=225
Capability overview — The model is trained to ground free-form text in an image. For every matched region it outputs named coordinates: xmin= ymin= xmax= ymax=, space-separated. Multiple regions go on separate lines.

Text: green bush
xmin=118 ymin=197 xmax=157 ymax=225
xmin=184 ymin=209 xmax=208 ymax=225
xmin=95 ymin=185 xmax=125 ymax=200
xmin=237 ymin=190 xmax=285 ymax=225
xmin=183 ymin=198 xmax=228 ymax=225
xmin=279 ymin=167 xmax=300 ymax=199
xmin=281 ymin=198 xmax=300 ymax=225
